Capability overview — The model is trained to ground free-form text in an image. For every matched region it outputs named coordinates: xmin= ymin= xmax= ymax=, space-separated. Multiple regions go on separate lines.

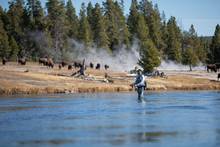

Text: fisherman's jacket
xmin=134 ymin=75 xmax=145 ymax=88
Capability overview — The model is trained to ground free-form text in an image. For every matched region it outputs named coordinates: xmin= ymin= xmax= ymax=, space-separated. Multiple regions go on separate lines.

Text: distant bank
xmin=0 ymin=63 xmax=220 ymax=96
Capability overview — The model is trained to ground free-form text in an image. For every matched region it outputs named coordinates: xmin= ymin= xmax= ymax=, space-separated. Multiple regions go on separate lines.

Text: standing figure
xmin=72 ymin=59 xmax=86 ymax=77
xmin=132 ymin=69 xmax=146 ymax=101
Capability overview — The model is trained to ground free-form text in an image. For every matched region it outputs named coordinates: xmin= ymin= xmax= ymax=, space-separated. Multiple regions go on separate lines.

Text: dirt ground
xmin=0 ymin=62 xmax=219 ymax=95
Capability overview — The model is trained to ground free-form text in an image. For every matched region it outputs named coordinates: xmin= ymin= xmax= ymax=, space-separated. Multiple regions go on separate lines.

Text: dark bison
xmin=207 ymin=64 xmax=217 ymax=73
xmin=68 ymin=65 xmax=73 ymax=70
xmin=39 ymin=58 xmax=48 ymax=66
xmin=61 ymin=61 xmax=68 ymax=67
xmin=47 ymin=58 xmax=54 ymax=68
xmin=104 ymin=64 xmax=109 ymax=70
xmin=39 ymin=57 xmax=54 ymax=68
xmin=58 ymin=64 xmax=62 ymax=70
xmin=90 ymin=62 xmax=94 ymax=69
xmin=18 ymin=57 xmax=26 ymax=65
xmin=96 ymin=63 xmax=101 ymax=70
xmin=2 ymin=57 xmax=7 ymax=65
xmin=74 ymin=62 xmax=82 ymax=68
xmin=218 ymin=73 xmax=220 ymax=81
xmin=215 ymin=63 xmax=220 ymax=72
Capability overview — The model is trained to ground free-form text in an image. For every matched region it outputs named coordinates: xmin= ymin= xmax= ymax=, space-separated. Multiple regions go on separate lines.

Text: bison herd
xmin=38 ymin=57 xmax=110 ymax=71
xmin=1 ymin=56 xmax=220 ymax=80
xmin=1 ymin=56 xmax=110 ymax=71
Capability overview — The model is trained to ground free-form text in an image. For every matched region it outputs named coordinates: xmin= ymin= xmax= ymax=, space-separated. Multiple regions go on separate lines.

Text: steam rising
xmin=66 ymin=39 xmax=140 ymax=71
xmin=31 ymin=31 xmax=205 ymax=72
xmin=158 ymin=60 xmax=205 ymax=71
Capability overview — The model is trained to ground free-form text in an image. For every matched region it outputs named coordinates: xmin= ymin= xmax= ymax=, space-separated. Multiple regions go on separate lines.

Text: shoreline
xmin=0 ymin=62 xmax=220 ymax=96
xmin=1 ymin=85 xmax=220 ymax=97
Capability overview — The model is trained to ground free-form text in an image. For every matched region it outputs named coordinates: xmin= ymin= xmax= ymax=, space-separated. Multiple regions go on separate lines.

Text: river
xmin=0 ymin=91 xmax=220 ymax=147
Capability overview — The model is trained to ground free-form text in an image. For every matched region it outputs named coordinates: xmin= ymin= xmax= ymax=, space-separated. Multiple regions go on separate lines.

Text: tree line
xmin=0 ymin=0 xmax=220 ymax=72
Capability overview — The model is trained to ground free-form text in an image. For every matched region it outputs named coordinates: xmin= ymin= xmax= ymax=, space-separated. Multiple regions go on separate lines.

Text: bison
xmin=74 ymin=62 xmax=82 ymax=68
xmin=207 ymin=64 xmax=217 ymax=73
xmin=18 ymin=57 xmax=26 ymax=65
xmin=39 ymin=57 xmax=54 ymax=68
xmin=58 ymin=64 xmax=62 ymax=70
xmin=68 ymin=65 xmax=73 ymax=70
xmin=39 ymin=58 xmax=48 ymax=66
xmin=90 ymin=62 xmax=94 ymax=69
xmin=47 ymin=58 xmax=54 ymax=68
xmin=215 ymin=63 xmax=220 ymax=72
xmin=104 ymin=64 xmax=109 ymax=70
xmin=218 ymin=73 xmax=220 ymax=81
xmin=2 ymin=57 xmax=7 ymax=65
xmin=61 ymin=61 xmax=68 ymax=67
xmin=96 ymin=63 xmax=101 ymax=70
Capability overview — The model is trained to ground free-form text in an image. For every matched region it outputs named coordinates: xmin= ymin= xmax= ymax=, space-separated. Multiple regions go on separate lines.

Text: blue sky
xmin=1 ymin=0 xmax=220 ymax=36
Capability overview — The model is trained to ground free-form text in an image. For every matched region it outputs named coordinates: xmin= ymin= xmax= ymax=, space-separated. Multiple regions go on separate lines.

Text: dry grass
xmin=0 ymin=62 xmax=219 ymax=95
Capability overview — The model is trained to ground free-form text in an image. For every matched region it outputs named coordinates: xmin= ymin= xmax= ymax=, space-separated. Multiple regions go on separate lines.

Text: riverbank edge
xmin=0 ymin=84 xmax=220 ymax=96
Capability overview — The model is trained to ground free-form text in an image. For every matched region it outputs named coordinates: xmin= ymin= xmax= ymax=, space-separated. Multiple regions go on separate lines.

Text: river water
xmin=0 ymin=91 xmax=220 ymax=147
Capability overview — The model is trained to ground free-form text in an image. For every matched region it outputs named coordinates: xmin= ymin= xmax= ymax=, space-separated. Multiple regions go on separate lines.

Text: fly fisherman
xmin=131 ymin=69 xmax=146 ymax=101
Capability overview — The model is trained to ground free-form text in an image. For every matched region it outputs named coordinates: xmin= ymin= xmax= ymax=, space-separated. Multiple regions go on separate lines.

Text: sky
xmin=0 ymin=0 xmax=220 ymax=36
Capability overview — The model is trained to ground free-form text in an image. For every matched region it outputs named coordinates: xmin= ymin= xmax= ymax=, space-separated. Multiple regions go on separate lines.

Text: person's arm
xmin=130 ymin=77 xmax=137 ymax=87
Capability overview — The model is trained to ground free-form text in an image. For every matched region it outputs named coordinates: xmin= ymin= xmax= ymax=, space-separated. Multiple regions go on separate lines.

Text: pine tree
xmin=166 ymin=16 xmax=182 ymax=62
xmin=103 ymin=0 xmax=130 ymax=50
xmin=26 ymin=0 xmax=44 ymax=30
xmin=9 ymin=36 xmax=19 ymax=60
xmin=46 ymin=0 xmax=67 ymax=60
xmin=182 ymin=47 xmax=199 ymax=71
xmin=66 ymin=0 xmax=78 ymax=39
xmin=7 ymin=0 xmax=25 ymax=47
xmin=87 ymin=2 xmax=94 ymax=27
xmin=103 ymin=0 xmax=119 ymax=50
xmin=0 ymin=18 xmax=10 ymax=58
xmin=22 ymin=6 xmax=32 ymax=29
xmin=148 ymin=4 xmax=163 ymax=51
xmin=198 ymin=37 xmax=208 ymax=63
xmin=189 ymin=25 xmax=204 ymax=63
xmin=138 ymin=39 xmax=161 ymax=72
xmin=161 ymin=11 xmax=168 ymax=57
xmin=139 ymin=0 xmax=153 ymax=19
xmin=86 ymin=2 xmax=94 ymax=39
xmin=136 ymin=14 xmax=149 ymax=42
xmin=210 ymin=24 xmax=220 ymax=63
xmin=92 ymin=3 xmax=109 ymax=49
xmin=0 ymin=6 xmax=9 ymax=32
xmin=127 ymin=0 xmax=139 ymax=39
xmin=136 ymin=14 xmax=160 ymax=72
xmin=78 ymin=3 xmax=92 ymax=47
xmin=114 ymin=1 xmax=130 ymax=48
xmin=182 ymin=25 xmax=206 ymax=65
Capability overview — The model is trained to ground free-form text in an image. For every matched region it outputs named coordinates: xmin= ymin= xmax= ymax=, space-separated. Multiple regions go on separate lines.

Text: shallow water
xmin=0 ymin=91 xmax=220 ymax=147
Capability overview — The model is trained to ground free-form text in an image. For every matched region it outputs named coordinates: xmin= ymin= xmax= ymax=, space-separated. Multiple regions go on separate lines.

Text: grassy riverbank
xmin=0 ymin=62 xmax=219 ymax=95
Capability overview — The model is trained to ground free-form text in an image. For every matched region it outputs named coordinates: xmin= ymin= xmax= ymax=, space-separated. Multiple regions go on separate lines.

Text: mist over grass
xmin=31 ymin=31 xmax=206 ymax=72
xmin=158 ymin=60 xmax=206 ymax=71
xmin=66 ymin=39 xmax=140 ymax=71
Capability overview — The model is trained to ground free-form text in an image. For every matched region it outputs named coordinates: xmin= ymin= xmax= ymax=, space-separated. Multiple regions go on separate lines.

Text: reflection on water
xmin=18 ymin=139 xmax=74 ymax=145
xmin=0 ymin=91 xmax=220 ymax=147
xmin=106 ymin=131 xmax=178 ymax=144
